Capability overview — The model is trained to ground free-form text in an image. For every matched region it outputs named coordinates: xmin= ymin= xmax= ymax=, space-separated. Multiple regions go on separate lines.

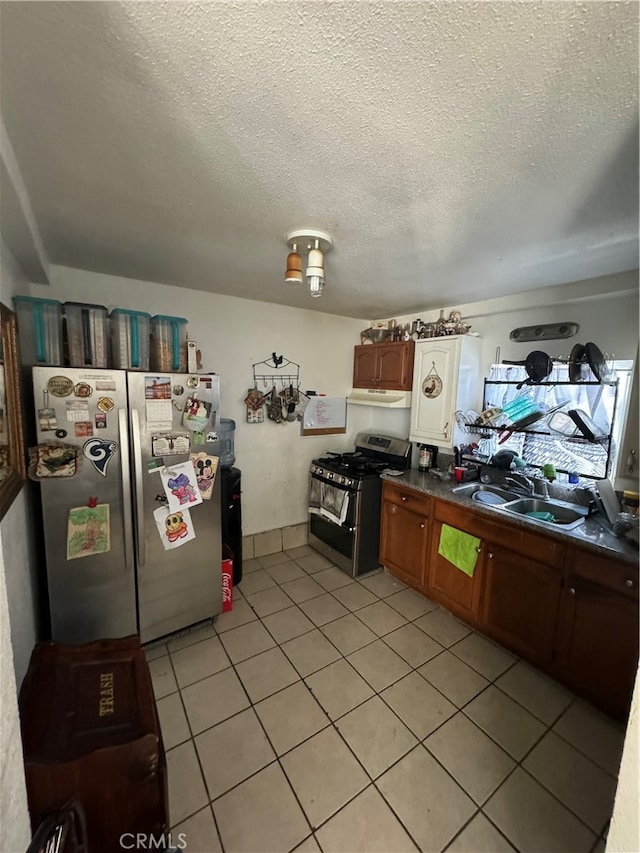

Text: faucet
xmin=504 ymin=473 xmax=549 ymax=498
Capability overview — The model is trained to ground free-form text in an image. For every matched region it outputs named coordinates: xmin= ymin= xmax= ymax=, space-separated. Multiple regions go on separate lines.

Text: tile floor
xmin=145 ymin=546 xmax=625 ymax=853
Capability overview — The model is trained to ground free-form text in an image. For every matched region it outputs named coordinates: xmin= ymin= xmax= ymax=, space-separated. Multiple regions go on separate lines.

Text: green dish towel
xmin=438 ymin=524 xmax=480 ymax=577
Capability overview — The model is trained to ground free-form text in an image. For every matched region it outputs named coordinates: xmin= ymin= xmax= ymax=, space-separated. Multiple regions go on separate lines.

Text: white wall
xmin=0 ymin=242 xmax=34 ymax=853
xmin=27 ymin=265 xmax=373 ymax=535
xmin=606 ymin=666 xmax=639 ymax=853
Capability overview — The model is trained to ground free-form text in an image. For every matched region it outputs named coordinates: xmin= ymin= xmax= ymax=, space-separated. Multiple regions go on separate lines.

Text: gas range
xmin=308 ymin=432 xmax=411 ymax=577
xmin=310 ymin=455 xmax=387 ymax=489
xmin=310 ymin=433 xmax=412 ymax=490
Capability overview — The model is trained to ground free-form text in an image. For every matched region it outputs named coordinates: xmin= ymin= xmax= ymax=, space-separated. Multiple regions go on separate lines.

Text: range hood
xmin=346 ymin=389 xmax=412 ymax=408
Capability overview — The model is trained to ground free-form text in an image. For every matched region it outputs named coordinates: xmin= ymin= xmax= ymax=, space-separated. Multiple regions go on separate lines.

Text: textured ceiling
xmin=0 ymin=1 xmax=638 ymax=318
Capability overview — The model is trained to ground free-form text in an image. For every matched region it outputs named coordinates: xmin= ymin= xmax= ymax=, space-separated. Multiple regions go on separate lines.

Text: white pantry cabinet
xmin=409 ymin=336 xmax=483 ymax=448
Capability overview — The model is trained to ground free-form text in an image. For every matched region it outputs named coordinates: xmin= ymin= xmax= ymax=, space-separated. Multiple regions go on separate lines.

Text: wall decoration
xmin=67 ymin=503 xmax=111 ymax=560
xmin=153 ymin=505 xmax=196 ymax=550
xmin=83 ymin=438 xmax=118 ymax=476
xmin=422 ymin=362 xmax=443 ymax=398
xmin=160 ymin=461 xmax=203 ymax=511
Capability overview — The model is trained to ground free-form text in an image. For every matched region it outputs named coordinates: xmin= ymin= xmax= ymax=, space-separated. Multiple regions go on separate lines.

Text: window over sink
xmin=477 ymin=360 xmax=634 ymax=480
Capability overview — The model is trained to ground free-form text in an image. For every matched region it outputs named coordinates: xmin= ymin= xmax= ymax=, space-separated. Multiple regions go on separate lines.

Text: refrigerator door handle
xmin=118 ymin=408 xmax=134 ymax=571
xmin=131 ymin=408 xmax=146 ymax=567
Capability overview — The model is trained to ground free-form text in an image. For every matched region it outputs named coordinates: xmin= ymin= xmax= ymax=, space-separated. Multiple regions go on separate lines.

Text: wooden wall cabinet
xmin=380 ymin=483 xmax=429 ymax=589
xmin=353 ymin=341 xmax=414 ymax=390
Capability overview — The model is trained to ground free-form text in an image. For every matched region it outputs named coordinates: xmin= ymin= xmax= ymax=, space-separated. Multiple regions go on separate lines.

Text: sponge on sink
xmin=525 ymin=511 xmax=555 ymax=522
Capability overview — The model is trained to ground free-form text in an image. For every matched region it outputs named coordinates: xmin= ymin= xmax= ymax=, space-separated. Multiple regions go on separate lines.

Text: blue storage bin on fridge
xmin=13 ymin=295 xmax=64 ymax=366
xmin=109 ymin=309 xmax=151 ymax=370
xmin=150 ymin=315 xmax=188 ymax=372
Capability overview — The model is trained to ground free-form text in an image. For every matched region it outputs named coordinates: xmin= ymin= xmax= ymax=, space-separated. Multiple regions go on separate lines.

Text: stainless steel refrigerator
xmin=32 ymin=367 xmax=223 ymax=644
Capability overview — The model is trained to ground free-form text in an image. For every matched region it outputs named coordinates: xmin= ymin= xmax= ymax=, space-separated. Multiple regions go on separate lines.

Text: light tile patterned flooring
xmin=145 ymin=546 xmax=625 ymax=853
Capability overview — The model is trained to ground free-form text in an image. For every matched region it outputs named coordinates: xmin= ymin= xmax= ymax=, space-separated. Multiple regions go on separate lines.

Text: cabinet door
xmin=353 ymin=345 xmax=380 ymax=388
xmin=428 ymin=519 xmax=482 ymax=622
xmin=479 ymin=546 xmax=561 ymax=664
xmin=380 ymin=499 xmax=428 ymax=590
xmin=377 ymin=342 xmax=414 ymax=390
xmin=410 ymin=339 xmax=459 ymax=446
xmin=556 ymin=576 xmax=639 ymax=719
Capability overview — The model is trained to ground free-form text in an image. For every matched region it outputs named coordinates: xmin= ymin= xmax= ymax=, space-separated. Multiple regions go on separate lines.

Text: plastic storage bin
xmin=218 ymin=418 xmax=236 ymax=468
xmin=64 ymin=302 xmax=109 ymax=368
xmin=150 ymin=315 xmax=187 ymax=372
xmin=13 ymin=296 xmax=64 ymax=366
xmin=109 ymin=309 xmax=151 ymax=370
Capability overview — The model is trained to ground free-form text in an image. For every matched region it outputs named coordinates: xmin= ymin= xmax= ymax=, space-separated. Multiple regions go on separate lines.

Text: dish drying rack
xmin=458 ymin=376 xmax=619 ymax=480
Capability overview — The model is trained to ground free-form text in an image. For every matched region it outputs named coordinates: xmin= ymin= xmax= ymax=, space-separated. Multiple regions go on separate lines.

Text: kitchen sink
xmin=452 ymin=484 xmax=588 ymax=530
xmin=497 ymin=497 xmax=588 ymax=529
xmin=452 ymin=483 xmax=516 ymax=503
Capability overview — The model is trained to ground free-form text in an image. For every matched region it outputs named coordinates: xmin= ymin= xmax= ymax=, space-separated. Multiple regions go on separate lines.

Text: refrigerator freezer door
xmin=128 ymin=373 xmax=222 ymax=643
xmin=32 ymin=367 xmax=137 ymax=643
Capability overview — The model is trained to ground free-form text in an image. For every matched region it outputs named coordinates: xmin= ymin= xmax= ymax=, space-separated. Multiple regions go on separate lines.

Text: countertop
xmin=381 ymin=470 xmax=639 ymax=566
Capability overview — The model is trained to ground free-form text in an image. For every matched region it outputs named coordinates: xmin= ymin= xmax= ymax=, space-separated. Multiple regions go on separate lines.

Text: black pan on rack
xmin=502 ymin=350 xmax=553 ymax=389
xmin=568 ymin=343 xmax=587 ymax=382
xmin=585 ymin=342 xmax=608 ymax=382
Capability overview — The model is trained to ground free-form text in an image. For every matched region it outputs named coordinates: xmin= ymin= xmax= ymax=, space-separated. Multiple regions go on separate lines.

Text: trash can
xmin=19 ymin=636 xmax=168 ymax=853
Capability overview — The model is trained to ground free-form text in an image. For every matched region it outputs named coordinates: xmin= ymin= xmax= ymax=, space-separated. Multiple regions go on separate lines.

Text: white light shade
xmin=308 ymin=275 xmax=324 ymax=297
xmin=306 ymin=245 xmax=325 ymax=298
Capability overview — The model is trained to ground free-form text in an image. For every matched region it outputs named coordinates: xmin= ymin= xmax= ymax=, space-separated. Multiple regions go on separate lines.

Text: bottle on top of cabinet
xmin=409 ymin=335 xmax=482 ymax=448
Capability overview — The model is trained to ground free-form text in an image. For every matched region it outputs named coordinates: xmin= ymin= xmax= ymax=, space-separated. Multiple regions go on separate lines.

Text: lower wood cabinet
xmin=479 ymin=546 xmax=562 ymax=665
xmin=555 ymin=551 xmax=639 ymax=718
xmin=379 ymin=482 xmax=639 ymax=719
xmin=380 ymin=485 xmax=429 ymax=589
xmin=428 ymin=518 xmax=482 ymax=624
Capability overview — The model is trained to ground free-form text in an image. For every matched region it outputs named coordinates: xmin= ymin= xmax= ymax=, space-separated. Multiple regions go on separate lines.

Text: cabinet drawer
xmin=434 ymin=499 xmax=565 ymax=568
xmin=383 ymin=483 xmax=430 ymax=516
xmin=568 ymin=548 xmax=639 ymax=600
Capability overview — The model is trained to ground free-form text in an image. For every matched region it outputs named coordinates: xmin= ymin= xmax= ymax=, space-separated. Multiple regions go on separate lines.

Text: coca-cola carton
xmin=221 ymin=546 xmax=233 ymax=613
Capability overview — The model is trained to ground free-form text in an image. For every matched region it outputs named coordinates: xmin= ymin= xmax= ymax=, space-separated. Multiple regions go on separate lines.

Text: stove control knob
xmin=328 ymin=472 xmax=334 ymax=480
xmin=339 ymin=476 xmax=346 ymax=485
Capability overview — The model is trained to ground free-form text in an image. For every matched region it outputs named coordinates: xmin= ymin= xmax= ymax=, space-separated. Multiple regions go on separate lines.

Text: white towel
xmin=320 ymin=483 xmax=350 ymax=525
xmin=309 ymin=477 xmax=322 ymax=509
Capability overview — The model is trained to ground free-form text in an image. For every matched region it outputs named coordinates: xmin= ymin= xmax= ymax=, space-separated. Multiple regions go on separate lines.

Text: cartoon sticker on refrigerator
xmin=67 ymin=504 xmax=111 ymax=560
xmin=153 ymin=505 xmax=196 ymax=550
xmin=190 ymin=452 xmax=219 ymax=500
xmin=160 ymin=461 xmax=203 ymax=512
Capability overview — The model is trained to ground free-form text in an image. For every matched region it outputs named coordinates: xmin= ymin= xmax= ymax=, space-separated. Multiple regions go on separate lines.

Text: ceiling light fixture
xmin=285 ymin=229 xmax=333 ymax=298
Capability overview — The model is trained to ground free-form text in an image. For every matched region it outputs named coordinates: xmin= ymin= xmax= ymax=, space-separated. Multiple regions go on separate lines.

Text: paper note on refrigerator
xmin=153 ymin=505 xmax=196 ymax=550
